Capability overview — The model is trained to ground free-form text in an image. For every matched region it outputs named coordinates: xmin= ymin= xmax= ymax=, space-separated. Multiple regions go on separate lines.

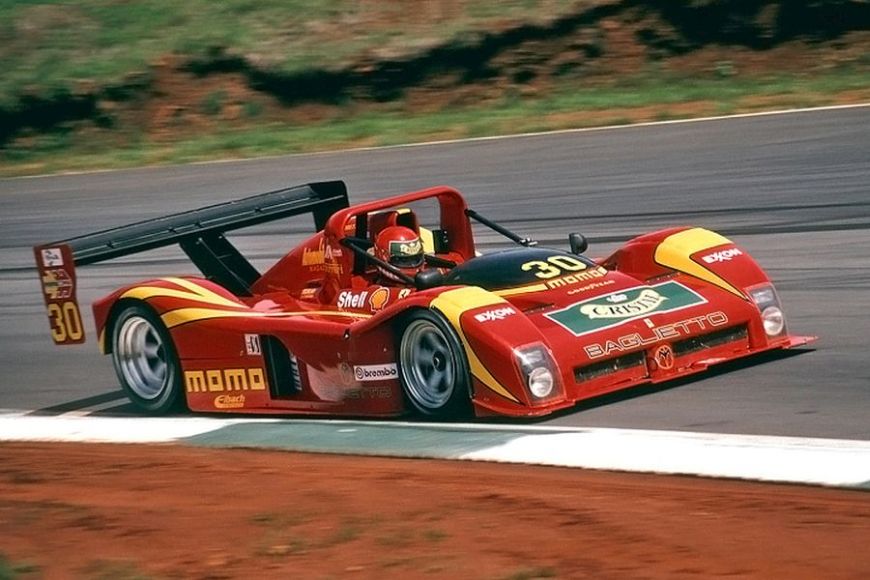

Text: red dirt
xmin=1 ymin=442 xmax=868 ymax=579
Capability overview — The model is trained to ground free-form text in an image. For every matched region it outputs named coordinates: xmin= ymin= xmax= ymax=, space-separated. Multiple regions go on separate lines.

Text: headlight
xmin=514 ymin=344 xmax=560 ymax=400
xmin=761 ymin=306 xmax=784 ymax=336
xmin=528 ymin=367 xmax=554 ymax=398
xmin=748 ymin=284 xmax=786 ymax=337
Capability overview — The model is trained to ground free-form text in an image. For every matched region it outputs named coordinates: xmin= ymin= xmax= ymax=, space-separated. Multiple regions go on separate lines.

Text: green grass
xmin=0 ymin=553 xmax=40 ymax=580
xmin=2 ymin=67 xmax=866 ymax=177
xmin=0 ymin=0 xmax=581 ymax=109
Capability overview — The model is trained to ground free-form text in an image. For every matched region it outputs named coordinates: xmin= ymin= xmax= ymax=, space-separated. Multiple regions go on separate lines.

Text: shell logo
xmin=369 ymin=287 xmax=390 ymax=311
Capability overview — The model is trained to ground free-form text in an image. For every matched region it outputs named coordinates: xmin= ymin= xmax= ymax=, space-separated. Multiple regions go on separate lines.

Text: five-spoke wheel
xmin=398 ymin=310 xmax=470 ymax=418
xmin=111 ymin=303 xmax=184 ymax=414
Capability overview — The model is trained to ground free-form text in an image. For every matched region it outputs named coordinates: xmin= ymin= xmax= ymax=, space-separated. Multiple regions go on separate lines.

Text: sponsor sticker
xmin=41 ymin=248 xmax=64 ymax=267
xmin=338 ymin=290 xmax=368 ymax=310
xmin=701 ymin=247 xmax=743 ymax=264
xmin=185 ymin=368 xmax=267 ymax=392
xmin=546 ymin=281 xmax=707 ymax=337
xmin=214 ymin=394 xmax=246 ymax=409
xmin=389 ymin=239 xmax=422 ymax=256
xmin=545 ymin=266 xmax=607 ymax=289
xmin=584 ymin=311 xmax=728 ymax=359
xmin=40 ymin=269 xmax=73 ymax=300
xmin=369 ymin=287 xmax=389 ymax=311
xmin=653 ymin=344 xmax=675 ymax=370
xmin=347 ymin=385 xmax=393 ymax=399
xmin=302 ymin=239 xmax=342 ymax=274
xmin=353 ymin=363 xmax=398 ymax=382
xmin=244 ymin=334 xmax=261 ymax=356
xmin=474 ymin=306 xmax=516 ymax=323
xmin=580 ymin=288 xmax=665 ymax=319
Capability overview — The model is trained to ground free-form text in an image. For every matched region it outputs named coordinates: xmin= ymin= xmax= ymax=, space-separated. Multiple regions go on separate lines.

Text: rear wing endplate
xmin=34 ymin=180 xmax=349 ymax=345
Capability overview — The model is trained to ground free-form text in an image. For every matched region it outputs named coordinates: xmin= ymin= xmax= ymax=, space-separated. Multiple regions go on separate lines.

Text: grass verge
xmin=2 ymin=68 xmax=868 ymax=178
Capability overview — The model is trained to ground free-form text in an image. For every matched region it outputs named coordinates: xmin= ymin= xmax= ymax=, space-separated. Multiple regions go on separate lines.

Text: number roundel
xmin=48 ymin=301 xmax=84 ymax=343
xmin=521 ymin=255 xmax=587 ymax=279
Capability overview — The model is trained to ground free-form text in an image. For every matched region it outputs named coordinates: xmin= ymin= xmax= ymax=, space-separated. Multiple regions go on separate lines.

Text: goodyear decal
xmin=429 ymin=287 xmax=520 ymax=404
xmin=545 ymin=281 xmax=707 ymax=337
xmin=654 ymin=228 xmax=745 ymax=298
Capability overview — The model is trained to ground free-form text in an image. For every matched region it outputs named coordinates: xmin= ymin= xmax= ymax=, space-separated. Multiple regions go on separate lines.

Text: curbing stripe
xmin=0 ymin=411 xmax=868 ymax=488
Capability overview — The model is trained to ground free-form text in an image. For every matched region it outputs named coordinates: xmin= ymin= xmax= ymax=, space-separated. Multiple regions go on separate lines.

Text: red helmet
xmin=374 ymin=226 xmax=424 ymax=281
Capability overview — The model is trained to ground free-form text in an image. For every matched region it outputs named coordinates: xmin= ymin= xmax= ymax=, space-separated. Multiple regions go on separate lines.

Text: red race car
xmin=34 ymin=181 xmax=814 ymax=418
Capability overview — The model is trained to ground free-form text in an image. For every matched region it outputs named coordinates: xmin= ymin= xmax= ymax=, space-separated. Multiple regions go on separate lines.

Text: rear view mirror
xmin=568 ymin=233 xmax=588 ymax=255
xmin=415 ymin=269 xmax=445 ymax=290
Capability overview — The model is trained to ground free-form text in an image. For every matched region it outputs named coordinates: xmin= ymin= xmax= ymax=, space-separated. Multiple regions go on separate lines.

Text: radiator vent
xmin=575 ymin=351 xmax=646 ymax=383
xmin=673 ymin=325 xmax=748 ymax=357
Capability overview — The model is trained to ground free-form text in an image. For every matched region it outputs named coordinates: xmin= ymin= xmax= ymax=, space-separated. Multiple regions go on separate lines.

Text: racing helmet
xmin=374 ymin=225 xmax=424 ymax=282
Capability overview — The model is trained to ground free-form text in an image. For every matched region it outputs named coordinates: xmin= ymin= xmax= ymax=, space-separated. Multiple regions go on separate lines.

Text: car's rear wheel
xmin=398 ymin=310 xmax=471 ymax=418
xmin=111 ymin=303 xmax=184 ymax=414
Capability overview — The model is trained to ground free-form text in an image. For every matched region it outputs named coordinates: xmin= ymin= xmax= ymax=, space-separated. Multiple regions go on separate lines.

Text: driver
xmin=373 ymin=225 xmax=425 ymax=284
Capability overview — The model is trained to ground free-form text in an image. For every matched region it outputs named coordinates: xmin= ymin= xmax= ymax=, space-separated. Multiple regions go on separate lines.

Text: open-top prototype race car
xmin=35 ymin=181 xmax=814 ymax=418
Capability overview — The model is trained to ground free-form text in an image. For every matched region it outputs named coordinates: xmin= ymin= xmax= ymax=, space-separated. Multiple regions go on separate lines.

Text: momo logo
xmin=701 ymin=247 xmax=743 ymax=264
xmin=185 ymin=368 xmax=266 ymax=393
xmin=474 ymin=306 xmax=516 ymax=323
xmin=354 ymin=363 xmax=398 ymax=382
xmin=546 ymin=281 xmax=707 ymax=337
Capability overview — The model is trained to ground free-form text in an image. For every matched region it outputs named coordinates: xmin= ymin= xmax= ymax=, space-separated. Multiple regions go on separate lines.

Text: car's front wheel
xmin=111 ymin=303 xmax=184 ymax=414
xmin=398 ymin=310 xmax=471 ymax=419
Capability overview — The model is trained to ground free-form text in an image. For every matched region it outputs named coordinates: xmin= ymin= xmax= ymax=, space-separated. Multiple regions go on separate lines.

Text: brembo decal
xmin=354 ymin=364 xmax=398 ymax=382
xmin=546 ymin=281 xmax=707 ymax=337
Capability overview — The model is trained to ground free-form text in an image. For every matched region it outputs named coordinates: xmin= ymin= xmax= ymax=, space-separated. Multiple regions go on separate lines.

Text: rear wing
xmin=33 ymin=180 xmax=349 ymax=345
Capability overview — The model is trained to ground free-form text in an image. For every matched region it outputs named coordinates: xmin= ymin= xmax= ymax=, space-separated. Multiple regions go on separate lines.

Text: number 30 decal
xmin=48 ymin=301 xmax=84 ymax=343
xmin=521 ymin=255 xmax=587 ymax=279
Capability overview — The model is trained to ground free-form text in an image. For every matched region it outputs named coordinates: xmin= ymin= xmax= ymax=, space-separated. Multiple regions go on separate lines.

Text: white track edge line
xmin=9 ymin=103 xmax=869 ymax=181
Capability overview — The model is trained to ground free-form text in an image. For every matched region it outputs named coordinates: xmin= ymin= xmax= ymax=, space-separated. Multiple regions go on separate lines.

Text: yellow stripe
xmin=419 ymin=226 xmax=435 ymax=253
xmin=164 ymin=277 xmax=247 ymax=308
xmin=429 ymin=287 xmax=520 ymax=404
xmin=162 ymin=307 xmax=370 ymax=329
xmin=654 ymin=228 xmax=744 ymax=297
xmin=494 ymin=283 xmax=549 ymax=297
xmin=120 ymin=278 xmax=246 ymax=309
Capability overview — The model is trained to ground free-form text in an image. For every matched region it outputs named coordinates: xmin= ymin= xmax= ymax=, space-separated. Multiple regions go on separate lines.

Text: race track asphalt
xmin=1 ymin=106 xmax=868 ymax=439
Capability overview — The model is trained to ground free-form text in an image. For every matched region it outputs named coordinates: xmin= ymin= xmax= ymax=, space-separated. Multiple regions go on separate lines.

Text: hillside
xmin=1 ymin=0 xmax=868 ymax=175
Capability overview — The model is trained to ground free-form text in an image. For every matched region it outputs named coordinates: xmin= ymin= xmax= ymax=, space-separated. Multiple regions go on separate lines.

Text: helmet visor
xmin=390 ymin=254 xmax=424 ymax=269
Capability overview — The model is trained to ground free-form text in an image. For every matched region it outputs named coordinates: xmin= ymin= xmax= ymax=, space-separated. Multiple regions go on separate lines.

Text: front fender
xmin=604 ymin=227 xmax=771 ymax=299
xmin=427 ymin=286 xmax=569 ymax=415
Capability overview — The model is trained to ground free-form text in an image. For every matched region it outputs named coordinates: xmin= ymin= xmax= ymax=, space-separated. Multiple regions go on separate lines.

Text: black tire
xmin=110 ymin=303 xmax=185 ymax=414
xmin=397 ymin=309 xmax=471 ymax=419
